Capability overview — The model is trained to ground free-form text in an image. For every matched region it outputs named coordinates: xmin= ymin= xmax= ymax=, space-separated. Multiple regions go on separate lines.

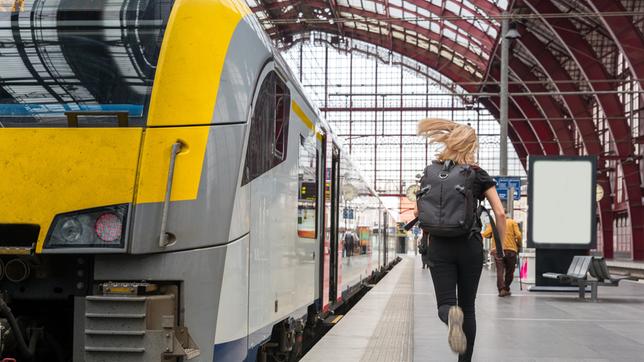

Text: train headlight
xmin=45 ymin=204 xmax=128 ymax=250
xmin=61 ymin=217 xmax=83 ymax=242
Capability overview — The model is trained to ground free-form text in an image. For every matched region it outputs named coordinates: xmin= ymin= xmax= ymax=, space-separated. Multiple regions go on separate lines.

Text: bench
xmin=543 ymin=255 xmax=636 ymax=302
xmin=583 ymin=256 xmax=637 ymax=301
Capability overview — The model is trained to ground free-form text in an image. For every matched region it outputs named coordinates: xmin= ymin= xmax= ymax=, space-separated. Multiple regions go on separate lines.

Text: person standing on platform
xmin=415 ymin=119 xmax=506 ymax=362
xmin=482 ymin=216 xmax=522 ymax=297
xmin=343 ymin=230 xmax=355 ymax=257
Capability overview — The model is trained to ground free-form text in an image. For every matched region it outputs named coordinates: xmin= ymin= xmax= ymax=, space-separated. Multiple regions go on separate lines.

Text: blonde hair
xmin=417 ymin=118 xmax=478 ymax=165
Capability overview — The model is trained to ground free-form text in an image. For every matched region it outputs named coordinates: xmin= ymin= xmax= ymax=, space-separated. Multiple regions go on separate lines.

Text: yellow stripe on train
xmin=292 ymin=100 xmax=324 ymax=141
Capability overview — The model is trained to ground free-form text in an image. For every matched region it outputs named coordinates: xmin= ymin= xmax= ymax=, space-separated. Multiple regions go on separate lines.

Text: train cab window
xmin=274 ymin=81 xmax=288 ymax=159
xmin=243 ymin=70 xmax=291 ymax=185
xmin=297 ymin=135 xmax=319 ymax=238
xmin=0 ymin=0 xmax=175 ymax=127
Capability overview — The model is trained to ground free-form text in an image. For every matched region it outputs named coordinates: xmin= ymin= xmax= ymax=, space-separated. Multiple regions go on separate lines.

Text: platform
xmin=606 ymin=259 xmax=644 ymax=279
xmin=302 ymin=256 xmax=644 ymax=361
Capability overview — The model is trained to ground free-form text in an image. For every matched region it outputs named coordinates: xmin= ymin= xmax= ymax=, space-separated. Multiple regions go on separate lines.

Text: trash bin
xmin=519 ymin=249 xmax=536 ymax=284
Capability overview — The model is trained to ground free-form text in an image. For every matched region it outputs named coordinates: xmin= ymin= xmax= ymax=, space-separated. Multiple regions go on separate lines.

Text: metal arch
xmin=517 ymin=32 xmax=603 ymax=156
xmin=254 ymin=0 xmax=498 ymax=49
xmin=485 ymin=96 xmax=543 ymax=156
xmin=467 ymin=0 xmax=504 ymax=16
xmin=480 ymin=98 xmax=529 ymax=168
xmin=514 ymin=64 xmax=616 ymax=255
xmin=508 ymin=127 xmax=528 ymax=169
xmin=517 ymin=31 xmax=615 ymax=257
xmin=508 ymin=60 xmax=577 ymax=156
xmin=525 ymin=0 xmax=643 ymax=259
xmin=404 ymin=0 xmax=497 ymax=49
xmin=276 ymin=24 xmax=483 ymax=89
xmin=585 ymin=0 xmax=644 ymax=90
xmin=507 ymin=92 xmax=553 ymax=155
xmin=488 ymin=67 xmax=551 ymax=155
xmin=331 ymin=4 xmax=489 ymax=71
xmin=283 ymin=36 xmax=472 ymax=103
xmin=254 ymin=1 xmax=490 ymax=75
xmin=504 ymin=97 xmax=548 ymax=155
xmin=485 ymin=44 xmax=564 ymax=157
xmin=265 ymin=21 xmax=485 ymax=77
xmin=341 ymin=26 xmax=480 ymax=88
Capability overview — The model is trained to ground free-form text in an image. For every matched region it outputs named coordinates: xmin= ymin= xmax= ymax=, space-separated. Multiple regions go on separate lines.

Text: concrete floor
xmin=303 ymin=255 xmax=644 ymax=362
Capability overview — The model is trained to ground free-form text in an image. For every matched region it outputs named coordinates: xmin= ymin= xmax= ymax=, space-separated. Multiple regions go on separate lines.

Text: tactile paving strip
xmin=360 ymin=260 xmax=414 ymax=362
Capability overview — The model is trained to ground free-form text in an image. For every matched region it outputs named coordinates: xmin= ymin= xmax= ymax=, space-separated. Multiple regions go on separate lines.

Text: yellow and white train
xmin=0 ymin=0 xmax=398 ymax=361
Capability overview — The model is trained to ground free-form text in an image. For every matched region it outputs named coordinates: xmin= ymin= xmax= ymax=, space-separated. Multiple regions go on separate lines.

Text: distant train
xmin=0 ymin=0 xmax=398 ymax=361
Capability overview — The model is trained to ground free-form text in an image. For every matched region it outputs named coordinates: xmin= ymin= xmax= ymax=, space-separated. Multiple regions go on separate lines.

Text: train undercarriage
xmin=0 ymin=255 xmax=200 ymax=362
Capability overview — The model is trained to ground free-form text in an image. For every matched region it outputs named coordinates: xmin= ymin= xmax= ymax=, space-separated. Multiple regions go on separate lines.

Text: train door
xmin=328 ymin=144 xmax=341 ymax=303
xmin=382 ymin=212 xmax=389 ymax=265
xmin=318 ymin=131 xmax=327 ymax=310
xmin=377 ymin=209 xmax=382 ymax=269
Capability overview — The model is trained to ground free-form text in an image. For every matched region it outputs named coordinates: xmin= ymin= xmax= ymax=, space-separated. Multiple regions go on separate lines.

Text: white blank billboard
xmin=528 ymin=157 xmax=596 ymax=248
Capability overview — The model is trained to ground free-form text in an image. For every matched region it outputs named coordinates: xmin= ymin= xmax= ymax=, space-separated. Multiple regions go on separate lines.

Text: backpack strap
xmin=478 ymin=205 xmax=504 ymax=258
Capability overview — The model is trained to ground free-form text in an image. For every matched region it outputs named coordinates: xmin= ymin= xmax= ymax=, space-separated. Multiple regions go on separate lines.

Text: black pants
xmin=427 ymin=235 xmax=483 ymax=362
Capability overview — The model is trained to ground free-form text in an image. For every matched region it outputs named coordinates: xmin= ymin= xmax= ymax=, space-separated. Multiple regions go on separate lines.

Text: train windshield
xmin=0 ymin=0 xmax=174 ymax=127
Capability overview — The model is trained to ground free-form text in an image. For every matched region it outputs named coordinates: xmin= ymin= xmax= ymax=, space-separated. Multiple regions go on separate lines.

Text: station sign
xmin=493 ymin=176 xmax=521 ymax=200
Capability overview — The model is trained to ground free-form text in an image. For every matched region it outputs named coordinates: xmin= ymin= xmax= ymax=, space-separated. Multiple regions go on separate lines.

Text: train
xmin=0 ymin=0 xmax=399 ymax=361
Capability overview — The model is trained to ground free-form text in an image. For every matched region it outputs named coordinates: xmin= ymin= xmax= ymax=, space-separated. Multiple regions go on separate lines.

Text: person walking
xmin=342 ymin=230 xmax=352 ymax=257
xmin=482 ymin=217 xmax=522 ymax=297
xmin=415 ymin=118 xmax=506 ymax=362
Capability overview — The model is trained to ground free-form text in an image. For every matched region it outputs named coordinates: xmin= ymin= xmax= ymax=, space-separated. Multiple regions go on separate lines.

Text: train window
xmin=274 ymin=80 xmax=288 ymax=159
xmin=0 ymin=0 xmax=175 ymax=127
xmin=242 ymin=70 xmax=291 ymax=185
xmin=297 ymin=136 xmax=319 ymax=239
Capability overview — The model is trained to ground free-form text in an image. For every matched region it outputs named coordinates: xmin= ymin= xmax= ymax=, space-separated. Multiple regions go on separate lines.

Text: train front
xmin=0 ymin=0 xmax=251 ymax=360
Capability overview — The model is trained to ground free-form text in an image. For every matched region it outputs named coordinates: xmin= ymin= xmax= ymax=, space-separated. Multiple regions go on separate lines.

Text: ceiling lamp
xmin=505 ymin=22 xmax=521 ymax=39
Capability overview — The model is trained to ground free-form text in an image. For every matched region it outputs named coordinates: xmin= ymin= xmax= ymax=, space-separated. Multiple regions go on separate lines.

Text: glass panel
xmin=280 ymin=36 xmax=527 ymax=201
xmin=298 ymin=135 xmax=319 ymax=239
xmin=242 ymin=70 xmax=291 ymax=185
xmin=363 ymin=0 xmax=376 ymax=13
xmin=0 ymin=0 xmax=175 ymax=127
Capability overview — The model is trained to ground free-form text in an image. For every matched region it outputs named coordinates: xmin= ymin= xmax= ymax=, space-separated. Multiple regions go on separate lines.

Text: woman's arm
xmin=484 ymin=187 xmax=506 ymax=249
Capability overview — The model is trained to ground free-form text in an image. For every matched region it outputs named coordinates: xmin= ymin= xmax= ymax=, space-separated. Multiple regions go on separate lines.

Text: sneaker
xmin=447 ymin=306 xmax=467 ymax=354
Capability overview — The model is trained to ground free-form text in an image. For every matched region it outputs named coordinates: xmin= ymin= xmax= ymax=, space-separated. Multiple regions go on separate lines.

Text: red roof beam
xmin=525 ymin=0 xmax=637 ymax=258
xmin=397 ymin=0 xmax=497 ymax=49
xmin=486 ymin=95 xmax=545 ymax=156
xmin=480 ymin=98 xmax=529 ymax=169
xmin=488 ymin=68 xmax=552 ymax=155
xmin=271 ymin=23 xmax=485 ymax=83
xmin=260 ymin=0 xmax=492 ymax=69
xmin=585 ymin=0 xmax=644 ymax=93
xmin=509 ymin=59 xmax=577 ymax=155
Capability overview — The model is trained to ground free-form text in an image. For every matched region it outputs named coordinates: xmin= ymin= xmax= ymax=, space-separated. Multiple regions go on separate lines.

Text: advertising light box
xmin=527 ymin=156 xmax=597 ymax=249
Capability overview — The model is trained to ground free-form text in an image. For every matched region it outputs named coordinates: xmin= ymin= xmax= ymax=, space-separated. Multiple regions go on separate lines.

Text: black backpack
xmin=417 ymin=160 xmax=477 ymax=237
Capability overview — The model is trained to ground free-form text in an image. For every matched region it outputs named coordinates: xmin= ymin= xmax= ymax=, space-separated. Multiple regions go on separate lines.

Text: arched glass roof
xmin=246 ymin=0 xmax=644 ymax=259
xmin=246 ymin=0 xmax=508 ymax=84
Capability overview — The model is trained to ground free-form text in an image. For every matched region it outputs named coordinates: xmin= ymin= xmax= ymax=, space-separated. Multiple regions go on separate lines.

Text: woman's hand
xmin=484 ymin=187 xmax=506 ymax=245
